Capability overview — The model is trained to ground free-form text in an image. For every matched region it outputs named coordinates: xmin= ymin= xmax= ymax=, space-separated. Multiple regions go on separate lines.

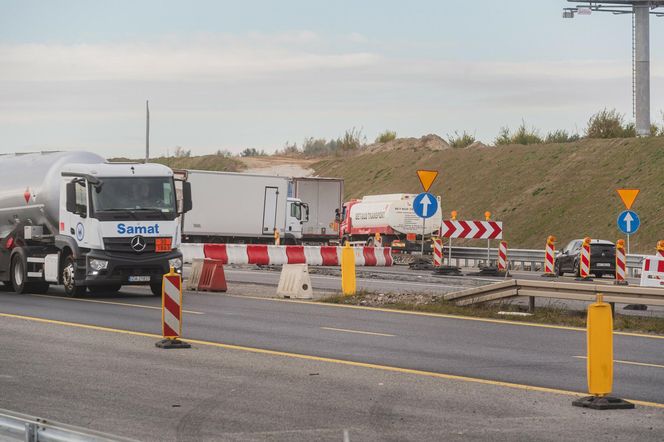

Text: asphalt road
xmin=2 ymin=316 xmax=663 ymax=441
xmin=222 ymin=266 xmax=664 ymax=317
xmin=0 ymin=285 xmax=662 ymax=406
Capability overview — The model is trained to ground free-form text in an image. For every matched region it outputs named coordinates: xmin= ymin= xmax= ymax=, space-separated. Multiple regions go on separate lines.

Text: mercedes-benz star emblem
xmin=131 ymin=235 xmax=146 ymax=252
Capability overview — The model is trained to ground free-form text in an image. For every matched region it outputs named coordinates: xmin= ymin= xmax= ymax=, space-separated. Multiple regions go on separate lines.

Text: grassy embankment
xmin=312 ymin=137 xmax=664 ymax=252
xmin=109 ymin=154 xmax=246 ymax=172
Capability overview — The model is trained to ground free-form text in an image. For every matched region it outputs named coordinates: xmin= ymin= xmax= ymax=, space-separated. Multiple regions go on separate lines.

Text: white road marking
xmin=321 ymin=326 xmax=395 ymax=337
xmin=573 ymin=356 xmax=664 ymax=369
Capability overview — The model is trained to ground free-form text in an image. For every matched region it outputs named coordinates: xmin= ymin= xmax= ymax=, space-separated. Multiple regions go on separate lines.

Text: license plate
xmin=596 ymin=263 xmax=611 ymax=267
xmin=128 ymin=275 xmax=151 ymax=282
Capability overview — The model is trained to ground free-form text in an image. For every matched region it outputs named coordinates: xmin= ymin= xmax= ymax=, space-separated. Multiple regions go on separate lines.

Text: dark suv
xmin=554 ymin=239 xmax=616 ymax=278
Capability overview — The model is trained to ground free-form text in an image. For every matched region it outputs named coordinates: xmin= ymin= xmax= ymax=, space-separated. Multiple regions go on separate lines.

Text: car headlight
xmin=168 ymin=257 xmax=183 ymax=270
xmin=89 ymin=259 xmax=108 ymax=271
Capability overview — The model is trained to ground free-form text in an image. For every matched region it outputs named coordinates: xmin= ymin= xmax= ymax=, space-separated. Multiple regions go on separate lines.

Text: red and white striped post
xmin=432 ymin=237 xmax=443 ymax=267
xmin=497 ymin=241 xmax=508 ymax=272
xmin=542 ymin=235 xmax=556 ymax=277
xmin=615 ymin=239 xmax=628 ymax=285
xmin=577 ymin=237 xmax=592 ymax=281
xmin=156 ymin=267 xmax=191 ymax=349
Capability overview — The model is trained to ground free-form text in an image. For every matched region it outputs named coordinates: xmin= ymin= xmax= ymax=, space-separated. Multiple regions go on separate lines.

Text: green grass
xmin=311 ymin=137 xmax=664 ymax=252
xmin=321 ymin=292 xmax=664 ymax=335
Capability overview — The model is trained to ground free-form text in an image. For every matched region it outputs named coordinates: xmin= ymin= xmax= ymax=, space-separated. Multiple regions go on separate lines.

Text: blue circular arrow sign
xmin=413 ymin=192 xmax=438 ymax=219
xmin=617 ymin=210 xmax=640 ymax=234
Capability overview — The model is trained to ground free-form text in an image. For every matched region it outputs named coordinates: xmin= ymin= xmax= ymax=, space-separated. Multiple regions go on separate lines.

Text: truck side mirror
xmin=303 ymin=203 xmax=310 ymax=222
xmin=66 ymin=182 xmax=77 ymax=213
xmin=182 ymin=181 xmax=193 ymax=213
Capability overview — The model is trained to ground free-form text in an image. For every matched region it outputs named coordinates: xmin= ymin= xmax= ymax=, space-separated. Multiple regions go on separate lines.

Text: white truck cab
xmin=286 ymin=197 xmax=308 ymax=241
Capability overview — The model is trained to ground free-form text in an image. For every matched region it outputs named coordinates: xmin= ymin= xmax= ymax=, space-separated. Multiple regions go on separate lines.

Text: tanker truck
xmin=0 ymin=151 xmax=192 ymax=297
xmin=339 ymin=193 xmax=442 ymax=252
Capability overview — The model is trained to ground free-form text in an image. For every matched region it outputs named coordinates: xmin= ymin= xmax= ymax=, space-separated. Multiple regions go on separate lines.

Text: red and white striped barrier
xmin=439 ymin=220 xmax=503 ymax=239
xmin=180 ymin=244 xmax=393 ymax=267
xmin=579 ymin=238 xmax=591 ymax=279
xmin=162 ymin=271 xmax=182 ymax=339
xmin=497 ymin=241 xmax=508 ymax=271
xmin=432 ymin=237 xmax=443 ymax=267
xmin=615 ymin=241 xmax=627 ymax=283
xmin=543 ymin=237 xmax=556 ymax=275
xmin=640 ymin=255 xmax=664 ymax=287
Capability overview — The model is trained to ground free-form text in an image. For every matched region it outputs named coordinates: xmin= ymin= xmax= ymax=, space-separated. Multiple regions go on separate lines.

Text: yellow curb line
xmin=1 ymin=312 xmax=662 ymax=409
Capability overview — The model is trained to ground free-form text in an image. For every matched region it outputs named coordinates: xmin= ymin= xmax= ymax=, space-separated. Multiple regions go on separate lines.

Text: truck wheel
xmin=62 ymin=255 xmax=86 ymax=298
xmin=11 ymin=255 xmax=27 ymax=294
xmin=150 ymin=282 xmax=162 ymax=296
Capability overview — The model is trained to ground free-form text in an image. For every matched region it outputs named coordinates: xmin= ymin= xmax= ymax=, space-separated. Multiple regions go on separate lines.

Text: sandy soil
xmin=241 ymin=155 xmax=316 ymax=177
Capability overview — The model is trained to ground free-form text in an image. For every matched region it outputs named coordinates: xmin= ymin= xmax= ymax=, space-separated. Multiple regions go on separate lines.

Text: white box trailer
xmin=181 ymin=170 xmax=305 ymax=244
xmin=291 ymin=177 xmax=344 ymax=243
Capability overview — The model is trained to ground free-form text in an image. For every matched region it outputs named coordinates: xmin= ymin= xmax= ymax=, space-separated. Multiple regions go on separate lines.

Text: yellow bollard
xmin=572 ymin=293 xmax=634 ymax=410
xmin=587 ymin=294 xmax=613 ymax=396
xmin=341 ymin=241 xmax=356 ymax=296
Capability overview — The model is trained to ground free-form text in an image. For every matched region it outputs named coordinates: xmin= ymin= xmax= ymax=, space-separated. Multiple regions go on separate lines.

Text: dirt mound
xmin=365 ymin=134 xmax=450 ymax=153
xmin=466 ymin=141 xmax=490 ymax=149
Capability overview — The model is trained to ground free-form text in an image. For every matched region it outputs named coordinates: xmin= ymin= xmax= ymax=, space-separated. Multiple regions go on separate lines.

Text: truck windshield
xmin=91 ymin=177 xmax=177 ymax=220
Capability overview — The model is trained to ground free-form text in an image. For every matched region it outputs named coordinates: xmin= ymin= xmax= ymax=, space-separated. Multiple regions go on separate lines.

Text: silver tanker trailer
xmin=0 ymin=151 xmax=192 ymax=296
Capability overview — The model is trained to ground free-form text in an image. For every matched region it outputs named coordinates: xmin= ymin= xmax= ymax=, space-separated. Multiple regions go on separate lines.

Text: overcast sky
xmin=1 ymin=0 xmax=663 ymax=157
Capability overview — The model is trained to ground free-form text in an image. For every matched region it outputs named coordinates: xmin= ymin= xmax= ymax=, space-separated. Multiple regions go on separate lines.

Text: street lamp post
xmin=562 ymin=1 xmax=663 ymax=137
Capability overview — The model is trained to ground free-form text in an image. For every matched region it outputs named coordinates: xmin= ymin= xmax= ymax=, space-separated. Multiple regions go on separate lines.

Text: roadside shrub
xmin=240 ymin=148 xmax=267 ymax=157
xmin=511 ymin=121 xmax=543 ymax=145
xmin=544 ymin=129 xmax=580 ymax=144
xmin=173 ymin=146 xmax=191 ymax=158
xmin=495 ymin=121 xmax=542 ymax=145
xmin=585 ymin=108 xmax=634 ymax=138
xmin=278 ymin=142 xmax=301 ymax=156
xmin=494 ymin=126 xmax=511 ymax=146
xmin=215 ymin=149 xmax=234 ymax=158
xmin=376 ymin=130 xmax=397 ymax=143
xmin=447 ymin=130 xmax=476 ymax=148
xmin=338 ymin=127 xmax=366 ymax=151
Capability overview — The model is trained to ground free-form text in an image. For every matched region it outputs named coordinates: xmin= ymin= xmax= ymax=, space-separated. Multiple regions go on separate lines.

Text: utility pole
xmin=634 ymin=3 xmax=650 ymax=136
xmin=145 ymin=100 xmax=150 ymax=163
xmin=562 ymin=1 xmax=663 ymax=137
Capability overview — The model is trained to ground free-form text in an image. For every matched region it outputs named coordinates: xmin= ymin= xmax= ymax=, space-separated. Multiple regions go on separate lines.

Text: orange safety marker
xmin=156 ymin=267 xmax=191 ymax=349
xmin=657 ymin=240 xmax=664 ymax=258
xmin=432 ymin=237 xmax=443 ymax=267
xmin=577 ymin=237 xmax=593 ymax=281
xmin=615 ymin=239 xmax=628 ymax=285
xmin=542 ymin=236 xmax=556 ymax=277
xmin=497 ymin=241 xmax=508 ymax=272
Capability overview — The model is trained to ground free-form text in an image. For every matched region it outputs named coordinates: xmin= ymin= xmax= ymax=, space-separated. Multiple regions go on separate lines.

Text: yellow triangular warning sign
xmin=417 ymin=170 xmax=438 ymax=192
xmin=616 ymin=189 xmax=640 ymax=210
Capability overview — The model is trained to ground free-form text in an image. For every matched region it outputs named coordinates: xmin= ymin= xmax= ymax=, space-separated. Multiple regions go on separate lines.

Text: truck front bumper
xmin=79 ymin=249 xmax=182 ymax=286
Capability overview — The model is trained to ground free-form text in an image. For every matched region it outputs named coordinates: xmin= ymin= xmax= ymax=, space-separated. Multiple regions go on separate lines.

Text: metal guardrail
xmin=0 ymin=408 xmax=136 ymax=442
xmin=442 ymin=246 xmax=648 ymax=276
xmin=444 ymin=279 xmax=664 ymax=307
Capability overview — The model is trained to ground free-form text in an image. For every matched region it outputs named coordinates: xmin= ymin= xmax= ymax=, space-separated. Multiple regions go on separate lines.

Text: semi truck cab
xmin=285 ymin=197 xmax=308 ymax=242
xmin=0 ymin=153 xmax=192 ymax=297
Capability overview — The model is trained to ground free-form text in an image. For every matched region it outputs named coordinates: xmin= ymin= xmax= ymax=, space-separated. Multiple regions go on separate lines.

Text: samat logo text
xmin=116 ymin=224 xmax=161 ymax=235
